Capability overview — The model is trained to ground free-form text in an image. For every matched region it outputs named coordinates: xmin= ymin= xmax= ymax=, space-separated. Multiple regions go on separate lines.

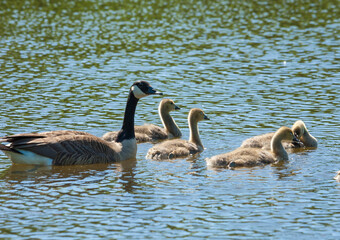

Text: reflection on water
xmin=1 ymin=159 xmax=138 ymax=193
xmin=0 ymin=0 xmax=340 ymax=239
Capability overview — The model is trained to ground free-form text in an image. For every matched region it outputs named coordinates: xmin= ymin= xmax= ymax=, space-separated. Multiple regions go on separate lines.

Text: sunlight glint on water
xmin=0 ymin=0 xmax=339 ymax=239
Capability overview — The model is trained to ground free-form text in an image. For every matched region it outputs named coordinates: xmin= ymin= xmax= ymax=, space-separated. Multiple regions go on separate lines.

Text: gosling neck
xmin=188 ymin=117 xmax=203 ymax=151
xmin=159 ymin=107 xmax=181 ymax=138
xmin=301 ymin=131 xmax=318 ymax=148
xmin=270 ymin=132 xmax=288 ymax=160
xmin=116 ymin=91 xmax=138 ymax=143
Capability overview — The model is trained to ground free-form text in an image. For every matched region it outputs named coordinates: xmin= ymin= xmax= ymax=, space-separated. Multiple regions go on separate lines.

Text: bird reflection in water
xmin=0 ymin=158 xmax=138 ymax=193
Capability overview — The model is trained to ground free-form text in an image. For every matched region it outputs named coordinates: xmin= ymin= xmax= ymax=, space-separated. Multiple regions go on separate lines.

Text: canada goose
xmin=240 ymin=120 xmax=316 ymax=149
xmin=206 ymin=126 xmax=298 ymax=168
xmin=0 ymin=81 xmax=162 ymax=165
xmin=146 ymin=108 xmax=209 ymax=160
xmin=102 ymin=98 xmax=181 ymax=143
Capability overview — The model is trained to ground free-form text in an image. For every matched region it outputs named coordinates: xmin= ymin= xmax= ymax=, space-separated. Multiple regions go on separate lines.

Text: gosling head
xmin=278 ymin=126 xmax=299 ymax=142
xmin=291 ymin=120 xmax=307 ymax=139
xmin=160 ymin=99 xmax=180 ymax=112
xmin=291 ymin=120 xmax=317 ymax=147
xmin=189 ymin=108 xmax=210 ymax=122
xmin=131 ymin=81 xmax=163 ymax=99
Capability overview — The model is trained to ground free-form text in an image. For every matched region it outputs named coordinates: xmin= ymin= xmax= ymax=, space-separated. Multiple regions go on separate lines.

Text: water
xmin=0 ymin=0 xmax=339 ymax=238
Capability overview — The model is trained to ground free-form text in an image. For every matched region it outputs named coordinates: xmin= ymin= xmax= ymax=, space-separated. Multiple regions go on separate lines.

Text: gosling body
xmin=102 ymin=99 xmax=181 ymax=143
xmin=206 ymin=126 xmax=297 ymax=168
xmin=146 ymin=108 xmax=209 ymax=160
xmin=240 ymin=120 xmax=316 ymax=149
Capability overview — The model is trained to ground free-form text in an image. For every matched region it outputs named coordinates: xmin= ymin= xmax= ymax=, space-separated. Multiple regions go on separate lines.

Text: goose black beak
xmin=147 ymin=86 xmax=163 ymax=95
xmin=174 ymin=105 xmax=180 ymax=110
xmin=204 ymin=115 xmax=210 ymax=120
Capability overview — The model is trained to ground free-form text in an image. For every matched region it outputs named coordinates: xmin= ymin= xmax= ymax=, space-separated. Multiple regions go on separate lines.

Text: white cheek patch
xmin=132 ymin=85 xmax=148 ymax=99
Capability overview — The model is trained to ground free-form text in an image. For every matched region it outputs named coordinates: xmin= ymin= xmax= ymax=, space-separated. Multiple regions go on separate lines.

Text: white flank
xmin=4 ymin=149 xmax=53 ymax=165
xmin=132 ymin=85 xmax=148 ymax=99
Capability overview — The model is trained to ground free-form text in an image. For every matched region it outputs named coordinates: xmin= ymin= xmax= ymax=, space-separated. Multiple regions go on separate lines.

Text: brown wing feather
xmin=51 ymin=136 xmax=121 ymax=165
xmin=1 ymin=131 xmax=122 ymax=165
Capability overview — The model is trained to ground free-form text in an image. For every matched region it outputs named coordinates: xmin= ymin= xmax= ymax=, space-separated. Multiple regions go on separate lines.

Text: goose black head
xmin=131 ymin=81 xmax=163 ymax=99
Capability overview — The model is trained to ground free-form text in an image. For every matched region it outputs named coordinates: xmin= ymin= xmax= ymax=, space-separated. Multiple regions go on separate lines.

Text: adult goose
xmin=0 ymin=81 xmax=162 ymax=165
xmin=102 ymin=98 xmax=181 ymax=143
xmin=240 ymin=120 xmax=317 ymax=150
xmin=206 ymin=126 xmax=298 ymax=168
xmin=146 ymin=108 xmax=209 ymax=160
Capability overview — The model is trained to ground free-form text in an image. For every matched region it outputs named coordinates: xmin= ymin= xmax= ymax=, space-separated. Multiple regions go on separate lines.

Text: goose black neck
xmin=116 ymin=91 xmax=139 ymax=142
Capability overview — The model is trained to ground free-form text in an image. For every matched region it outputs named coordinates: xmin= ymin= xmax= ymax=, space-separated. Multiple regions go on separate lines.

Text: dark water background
xmin=0 ymin=0 xmax=339 ymax=239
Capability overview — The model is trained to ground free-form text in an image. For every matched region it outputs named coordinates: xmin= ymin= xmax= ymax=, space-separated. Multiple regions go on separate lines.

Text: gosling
xmin=146 ymin=108 xmax=209 ymax=160
xmin=206 ymin=126 xmax=298 ymax=168
xmin=240 ymin=120 xmax=317 ymax=149
xmin=102 ymin=99 xmax=182 ymax=143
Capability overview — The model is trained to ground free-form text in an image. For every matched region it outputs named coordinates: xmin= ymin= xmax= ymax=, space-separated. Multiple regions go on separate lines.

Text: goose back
xmin=1 ymin=131 xmax=131 ymax=165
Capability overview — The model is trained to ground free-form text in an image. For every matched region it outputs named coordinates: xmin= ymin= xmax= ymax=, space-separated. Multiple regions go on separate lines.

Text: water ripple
xmin=1 ymin=0 xmax=340 ymax=239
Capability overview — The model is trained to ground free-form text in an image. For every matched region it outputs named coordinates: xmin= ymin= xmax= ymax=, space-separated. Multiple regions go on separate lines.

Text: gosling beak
xmin=147 ymin=86 xmax=163 ymax=95
xmin=174 ymin=105 xmax=180 ymax=110
xmin=292 ymin=135 xmax=303 ymax=147
xmin=292 ymin=134 xmax=299 ymax=143
xmin=204 ymin=114 xmax=210 ymax=120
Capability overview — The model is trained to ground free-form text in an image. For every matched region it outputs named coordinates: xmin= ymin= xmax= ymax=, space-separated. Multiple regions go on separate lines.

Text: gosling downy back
xmin=0 ymin=81 xmax=162 ymax=165
xmin=146 ymin=108 xmax=209 ymax=160
xmin=240 ymin=120 xmax=317 ymax=150
xmin=102 ymin=98 xmax=181 ymax=143
xmin=206 ymin=126 xmax=297 ymax=168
